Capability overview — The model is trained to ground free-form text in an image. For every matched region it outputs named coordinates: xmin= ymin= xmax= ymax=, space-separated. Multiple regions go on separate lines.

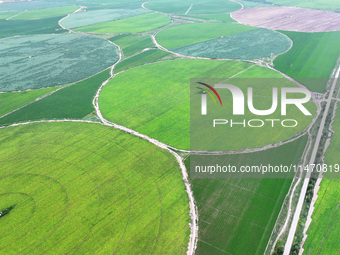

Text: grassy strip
xmin=0 ymin=69 xmax=110 ymax=126
xmin=0 ymin=121 xmax=189 ymax=254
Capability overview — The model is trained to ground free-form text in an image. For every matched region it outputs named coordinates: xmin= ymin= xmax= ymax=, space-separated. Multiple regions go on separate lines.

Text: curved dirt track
xmin=231 ymin=7 xmax=340 ymax=32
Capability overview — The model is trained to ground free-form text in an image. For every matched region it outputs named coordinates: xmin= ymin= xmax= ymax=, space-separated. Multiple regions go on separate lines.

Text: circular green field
xmin=99 ymin=59 xmax=316 ymax=151
xmin=145 ymin=0 xmax=241 ymax=15
xmin=156 ymin=23 xmax=292 ymax=60
xmin=0 ymin=122 xmax=189 ymax=254
xmin=0 ymin=33 xmax=119 ymax=92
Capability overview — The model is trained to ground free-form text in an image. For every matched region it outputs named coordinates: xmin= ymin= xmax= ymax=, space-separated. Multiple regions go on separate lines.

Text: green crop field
xmin=274 ymin=31 xmax=340 ymax=93
xmin=303 ymin=107 xmax=340 ymax=254
xmin=0 ymin=1 xmax=67 ymax=12
xmin=0 ymin=11 xmax=21 ymax=20
xmin=1 ymin=1 xmax=336 ymax=254
xmin=60 ymin=8 xmax=148 ymax=29
xmin=156 ymin=23 xmax=256 ymax=49
xmin=188 ymin=135 xmax=307 ymax=254
xmin=10 ymin=5 xmax=79 ymax=20
xmin=145 ymin=0 xmax=241 ymax=15
xmin=0 ymin=87 xmax=58 ymax=117
xmin=0 ymin=122 xmax=190 ymax=254
xmin=0 ymin=69 xmax=110 ymax=126
xmin=156 ymin=23 xmax=291 ymax=59
xmin=99 ymin=59 xmax=316 ymax=151
xmin=110 ymin=34 xmax=154 ymax=57
xmin=114 ymin=49 xmax=170 ymax=73
xmin=0 ymin=33 xmax=119 ymax=91
xmin=76 ymin=12 xmax=170 ymax=34
xmin=0 ymin=16 xmax=64 ymax=38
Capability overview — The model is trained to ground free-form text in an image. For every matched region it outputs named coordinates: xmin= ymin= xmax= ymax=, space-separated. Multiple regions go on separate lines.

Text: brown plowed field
xmin=231 ymin=7 xmax=340 ymax=32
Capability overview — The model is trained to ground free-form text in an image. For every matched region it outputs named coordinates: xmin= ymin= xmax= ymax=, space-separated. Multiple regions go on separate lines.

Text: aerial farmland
xmin=0 ymin=0 xmax=339 ymax=255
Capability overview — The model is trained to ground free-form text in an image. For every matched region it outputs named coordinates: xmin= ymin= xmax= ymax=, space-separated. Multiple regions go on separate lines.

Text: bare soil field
xmin=231 ymin=7 xmax=340 ymax=32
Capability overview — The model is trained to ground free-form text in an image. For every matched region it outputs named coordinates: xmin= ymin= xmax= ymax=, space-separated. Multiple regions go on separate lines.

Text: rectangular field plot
xmin=188 ymin=136 xmax=307 ymax=254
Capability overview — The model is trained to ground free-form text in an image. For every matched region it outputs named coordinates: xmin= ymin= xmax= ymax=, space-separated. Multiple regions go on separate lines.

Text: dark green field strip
xmin=109 ymin=34 xmax=154 ymax=57
xmin=0 ymin=69 xmax=110 ymax=126
xmin=0 ymin=16 xmax=65 ymax=39
xmin=0 ymin=121 xmax=190 ymax=254
xmin=114 ymin=49 xmax=170 ymax=73
xmin=0 ymin=87 xmax=58 ymax=117
xmin=274 ymin=30 xmax=340 ymax=93
xmin=188 ymin=135 xmax=308 ymax=254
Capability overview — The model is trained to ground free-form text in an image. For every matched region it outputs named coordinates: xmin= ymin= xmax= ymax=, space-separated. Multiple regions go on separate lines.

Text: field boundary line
xmin=230 ymin=0 xmax=244 ymax=10
xmin=5 ymin=10 xmax=27 ymax=20
xmin=93 ymin=62 xmax=198 ymax=255
xmin=0 ymin=119 xmax=101 ymax=129
xmin=0 ymin=87 xmax=63 ymax=119
xmin=185 ymin=4 xmax=194 ymax=15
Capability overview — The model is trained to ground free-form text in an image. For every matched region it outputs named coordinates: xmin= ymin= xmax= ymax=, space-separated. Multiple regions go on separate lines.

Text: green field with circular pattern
xmin=100 ymin=59 xmax=316 ymax=151
xmin=0 ymin=122 xmax=190 ymax=254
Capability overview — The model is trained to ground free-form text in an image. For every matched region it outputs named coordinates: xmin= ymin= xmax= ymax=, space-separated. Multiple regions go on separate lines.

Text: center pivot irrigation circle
xmin=155 ymin=23 xmax=292 ymax=60
xmin=0 ymin=33 xmax=119 ymax=92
